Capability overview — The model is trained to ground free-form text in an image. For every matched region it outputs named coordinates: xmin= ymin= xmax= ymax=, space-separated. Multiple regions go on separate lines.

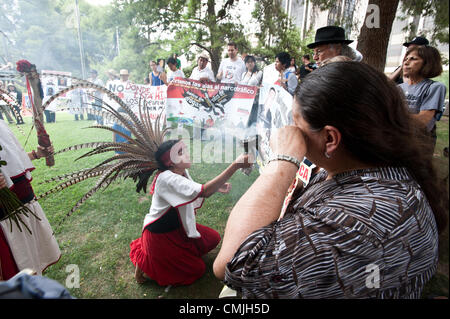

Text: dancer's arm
xmin=201 ymin=154 xmax=251 ymax=198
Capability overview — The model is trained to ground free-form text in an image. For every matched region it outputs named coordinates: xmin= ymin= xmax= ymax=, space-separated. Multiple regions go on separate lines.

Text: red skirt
xmin=0 ymin=226 xmax=19 ymax=280
xmin=129 ymin=223 xmax=220 ymax=286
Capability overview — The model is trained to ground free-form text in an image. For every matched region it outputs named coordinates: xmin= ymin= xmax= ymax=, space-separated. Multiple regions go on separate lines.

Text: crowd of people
xmin=0 ymin=25 xmax=448 ymax=299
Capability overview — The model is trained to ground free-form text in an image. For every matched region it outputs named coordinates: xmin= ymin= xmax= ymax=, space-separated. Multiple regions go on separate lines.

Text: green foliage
xmin=114 ymin=0 xmax=251 ymax=75
xmin=399 ymin=0 xmax=449 ymax=46
xmin=0 ymin=0 xmax=117 ymax=77
xmin=251 ymin=0 xmax=315 ymax=64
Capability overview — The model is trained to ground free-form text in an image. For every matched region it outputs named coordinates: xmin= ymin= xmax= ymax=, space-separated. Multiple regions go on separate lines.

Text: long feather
xmin=37 ymin=75 xmax=169 ymax=227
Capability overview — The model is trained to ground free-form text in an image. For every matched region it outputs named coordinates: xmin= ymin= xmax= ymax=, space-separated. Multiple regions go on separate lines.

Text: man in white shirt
xmin=190 ymin=52 xmax=215 ymax=83
xmin=167 ymin=57 xmax=185 ymax=83
xmin=217 ymin=42 xmax=246 ymax=84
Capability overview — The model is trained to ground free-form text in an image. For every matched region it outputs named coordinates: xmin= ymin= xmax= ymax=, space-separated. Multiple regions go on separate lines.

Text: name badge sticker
xmin=298 ymin=159 xmax=313 ymax=186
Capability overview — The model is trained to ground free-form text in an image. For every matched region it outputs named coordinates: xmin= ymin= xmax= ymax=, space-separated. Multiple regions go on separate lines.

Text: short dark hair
xmin=275 ymin=52 xmax=291 ymax=68
xmin=405 ymin=45 xmax=443 ymax=79
xmin=167 ymin=57 xmax=177 ymax=66
xmin=228 ymin=42 xmax=238 ymax=49
xmin=303 ymin=54 xmax=310 ymax=60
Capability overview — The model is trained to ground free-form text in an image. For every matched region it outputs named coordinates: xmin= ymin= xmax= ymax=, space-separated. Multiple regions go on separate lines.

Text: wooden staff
xmin=16 ymin=60 xmax=54 ymax=167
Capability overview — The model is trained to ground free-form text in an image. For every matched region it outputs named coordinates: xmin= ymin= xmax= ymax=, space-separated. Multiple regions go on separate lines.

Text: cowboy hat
xmin=197 ymin=52 xmax=210 ymax=61
xmin=107 ymin=69 xmax=119 ymax=77
xmin=307 ymin=26 xmax=353 ymax=49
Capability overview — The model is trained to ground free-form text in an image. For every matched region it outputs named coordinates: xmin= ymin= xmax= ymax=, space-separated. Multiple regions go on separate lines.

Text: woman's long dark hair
xmin=294 ymin=61 xmax=448 ymax=233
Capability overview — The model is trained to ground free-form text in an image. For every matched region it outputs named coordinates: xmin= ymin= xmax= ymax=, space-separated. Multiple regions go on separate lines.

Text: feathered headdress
xmin=35 ymin=74 xmax=169 ymax=226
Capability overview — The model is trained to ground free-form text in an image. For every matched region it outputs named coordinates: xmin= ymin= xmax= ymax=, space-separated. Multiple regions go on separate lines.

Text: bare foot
xmin=134 ymin=265 xmax=147 ymax=284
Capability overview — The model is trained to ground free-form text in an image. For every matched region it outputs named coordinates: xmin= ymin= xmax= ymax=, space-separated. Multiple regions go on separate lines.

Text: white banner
xmin=105 ymin=80 xmax=167 ymax=121
xmin=41 ymin=70 xmax=72 ymax=112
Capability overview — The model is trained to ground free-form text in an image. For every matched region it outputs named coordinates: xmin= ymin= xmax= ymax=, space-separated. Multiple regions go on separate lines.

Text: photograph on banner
xmin=166 ymin=77 xmax=258 ymax=131
xmin=255 ymin=83 xmax=294 ymax=171
xmin=41 ymin=70 xmax=72 ymax=112
xmin=104 ymin=79 xmax=167 ymax=122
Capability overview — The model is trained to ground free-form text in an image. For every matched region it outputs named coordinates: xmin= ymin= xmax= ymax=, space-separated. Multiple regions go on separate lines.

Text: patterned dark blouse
xmin=224 ymin=167 xmax=439 ymax=298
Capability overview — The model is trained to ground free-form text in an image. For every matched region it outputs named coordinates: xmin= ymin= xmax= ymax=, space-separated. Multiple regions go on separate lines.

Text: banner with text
xmin=166 ymin=77 xmax=258 ymax=128
xmin=41 ymin=70 xmax=72 ymax=112
xmin=105 ymin=80 xmax=167 ymax=121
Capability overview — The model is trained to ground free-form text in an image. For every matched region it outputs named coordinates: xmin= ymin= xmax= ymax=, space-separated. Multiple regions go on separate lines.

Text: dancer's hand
xmin=218 ymin=183 xmax=231 ymax=194
xmin=233 ymin=153 xmax=253 ymax=169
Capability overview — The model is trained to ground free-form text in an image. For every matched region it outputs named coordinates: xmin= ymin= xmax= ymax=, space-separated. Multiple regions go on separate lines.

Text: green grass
xmin=5 ymin=112 xmax=449 ymax=299
xmin=421 ymin=116 xmax=449 ymax=299
xmin=7 ymin=112 xmax=257 ymax=299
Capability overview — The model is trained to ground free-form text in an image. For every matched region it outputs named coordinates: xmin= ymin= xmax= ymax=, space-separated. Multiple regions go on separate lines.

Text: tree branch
xmin=189 ymin=42 xmax=212 ymax=57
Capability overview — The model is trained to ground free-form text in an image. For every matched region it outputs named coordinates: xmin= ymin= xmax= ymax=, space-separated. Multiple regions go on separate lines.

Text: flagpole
xmin=75 ymin=0 xmax=86 ymax=79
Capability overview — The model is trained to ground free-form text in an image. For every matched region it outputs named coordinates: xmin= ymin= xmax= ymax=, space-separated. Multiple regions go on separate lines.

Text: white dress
xmin=0 ymin=120 xmax=61 ymax=275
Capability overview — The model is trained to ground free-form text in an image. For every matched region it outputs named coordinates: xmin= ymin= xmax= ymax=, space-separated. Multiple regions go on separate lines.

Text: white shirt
xmin=240 ymin=70 xmax=263 ymax=86
xmin=87 ymin=77 xmax=104 ymax=100
xmin=218 ymin=58 xmax=246 ymax=84
xmin=0 ymin=120 xmax=34 ymax=186
xmin=190 ymin=66 xmax=215 ymax=82
xmin=168 ymin=69 xmax=185 ymax=82
xmin=143 ymin=170 xmax=204 ymax=238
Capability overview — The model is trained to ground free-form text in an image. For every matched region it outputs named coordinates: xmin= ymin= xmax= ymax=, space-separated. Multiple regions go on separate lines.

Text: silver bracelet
xmin=267 ymin=154 xmax=301 ymax=169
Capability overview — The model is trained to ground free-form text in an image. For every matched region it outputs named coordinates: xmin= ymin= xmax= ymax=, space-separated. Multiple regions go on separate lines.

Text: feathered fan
xmin=35 ymin=76 xmax=169 ymax=227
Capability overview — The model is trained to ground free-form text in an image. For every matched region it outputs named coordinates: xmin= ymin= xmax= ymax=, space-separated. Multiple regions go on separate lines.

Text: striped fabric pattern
xmin=224 ymin=167 xmax=439 ymax=299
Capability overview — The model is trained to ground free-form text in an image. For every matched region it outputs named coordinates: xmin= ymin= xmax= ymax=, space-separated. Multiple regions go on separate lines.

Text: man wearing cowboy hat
xmin=106 ymin=69 xmax=119 ymax=81
xmin=308 ymin=26 xmax=361 ymax=66
xmin=119 ymin=69 xmax=130 ymax=83
xmin=190 ymin=52 xmax=215 ymax=83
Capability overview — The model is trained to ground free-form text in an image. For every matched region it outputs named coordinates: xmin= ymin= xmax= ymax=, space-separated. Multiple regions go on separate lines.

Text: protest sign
xmin=255 ymin=83 xmax=294 ymax=168
xmin=105 ymin=80 xmax=166 ymax=121
xmin=41 ymin=70 xmax=72 ymax=112
xmin=166 ymin=77 xmax=257 ymax=129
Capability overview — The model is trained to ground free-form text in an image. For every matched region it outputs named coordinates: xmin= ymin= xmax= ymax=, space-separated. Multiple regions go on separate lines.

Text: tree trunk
xmin=206 ymin=0 xmax=221 ymax=76
xmin=356 ymin=0 xmax=400 ymax=72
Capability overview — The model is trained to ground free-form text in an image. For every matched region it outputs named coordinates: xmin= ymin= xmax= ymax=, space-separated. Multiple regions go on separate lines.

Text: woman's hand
xmin=218 ymin=183 xmax=231 ymax=194
xmin=0 ymin=173 xmax=7 ymax=189
xmin=270 ymin=126 xmax=307 ymax=160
